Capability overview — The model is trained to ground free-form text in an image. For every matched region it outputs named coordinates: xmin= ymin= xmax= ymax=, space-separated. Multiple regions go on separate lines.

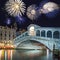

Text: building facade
xmin=0 ymin=26 xmax=16 ymax=43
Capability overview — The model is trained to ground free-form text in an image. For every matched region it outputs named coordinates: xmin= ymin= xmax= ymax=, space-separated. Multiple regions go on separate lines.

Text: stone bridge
xmin=14 ymin=24 xmax=60 ymax=51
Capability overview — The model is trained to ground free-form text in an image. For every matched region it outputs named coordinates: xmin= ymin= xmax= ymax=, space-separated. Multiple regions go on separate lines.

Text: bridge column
xmin=59 ymin=31 xmax=60 ymax=39
xmin=48 ymin=42 xmax=54 ymax=51
xmin=55 ymin=43 xmax=58 ymax=49
xmin=45 ymin=31 xmax=47 ymax=38
xmin=52 ymin=31 xmax=53 ymax=39
xmin=40 ymin=31 xmax=41 ymax=37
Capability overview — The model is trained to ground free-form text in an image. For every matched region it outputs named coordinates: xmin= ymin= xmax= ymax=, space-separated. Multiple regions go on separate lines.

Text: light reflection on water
xmin=0 ymin=49 xmax=53 ymax=60
xmin=0 ymin=50 xmax=13 ymax=60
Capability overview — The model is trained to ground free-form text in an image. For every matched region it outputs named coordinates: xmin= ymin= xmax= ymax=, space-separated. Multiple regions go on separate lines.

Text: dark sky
xmin=0 ymin=0 xmax=60 ymax=29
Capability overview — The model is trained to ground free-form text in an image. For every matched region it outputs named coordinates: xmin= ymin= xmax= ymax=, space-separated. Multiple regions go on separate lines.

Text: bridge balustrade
xmin=14 ymin=31 xmax=60 ymax=44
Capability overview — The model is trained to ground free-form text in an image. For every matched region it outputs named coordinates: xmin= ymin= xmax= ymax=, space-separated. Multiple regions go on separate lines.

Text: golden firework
xmin=5 ymin=0 xmax=26 ymax=16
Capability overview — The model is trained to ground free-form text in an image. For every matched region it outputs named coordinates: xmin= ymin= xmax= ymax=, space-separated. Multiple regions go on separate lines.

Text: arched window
xmin=36 ymin=30 xmax=40 ymax=36
xmin=41 ymin=30 xmax=45 ymax=37
xmin=53 ymin=31 xmax=59 ymax=39
xmin=47 ymin=31 xmax=52 ymax=38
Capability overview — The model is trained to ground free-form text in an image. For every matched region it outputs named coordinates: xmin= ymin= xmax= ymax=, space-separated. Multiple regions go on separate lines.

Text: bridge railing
xmin=14 ymin=36 xmax=32 ymax=43
xmin=14 ymin=31 xmax=28 ymax=40
xmin=14 ymin=35 xmax=53 ymax=44
xmin=14 ymin=31 xmax=29 ymax=42
xmin=14 ymin=31 xmax=60 ymax=44
xmin=15 ymin=30 xmax=60 ymax=41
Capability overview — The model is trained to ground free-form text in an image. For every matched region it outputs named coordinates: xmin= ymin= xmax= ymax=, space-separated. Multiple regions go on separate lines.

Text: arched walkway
xmin=53 ymin=31 xmax=59 ymax=39
xmin=41 ymin=30 xmax=45 ymax=37
xmin=47 ymin=31 xmax=52 ymax=38
xmin=36 ymin=30 xmax=40 ymax=36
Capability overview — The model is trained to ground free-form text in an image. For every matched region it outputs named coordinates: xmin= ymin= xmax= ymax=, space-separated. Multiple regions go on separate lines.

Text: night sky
xmin=0 ymin=0 xmax=60 ymax=29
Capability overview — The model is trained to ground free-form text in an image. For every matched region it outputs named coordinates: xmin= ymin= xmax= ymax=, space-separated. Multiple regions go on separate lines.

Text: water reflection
xmin=0 ymin=50 xmax=13 ymax=60
xmin=0 ymin=50 xmax=5 ymax=60
xmin=0 ymin=49 xmax=54 ymax=60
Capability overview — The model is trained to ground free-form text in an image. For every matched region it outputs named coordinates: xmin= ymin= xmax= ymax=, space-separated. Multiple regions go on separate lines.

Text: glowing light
xmin=0 ymin=50 xmax=4 ymax=59
xmin=5 ymin=0 xmax=26 ymax=16
xmin=11 ymin=45 xmax=14 ymax=47
xmin=29 ymin=26 xmax=35 ymax=36
xmin=29 ymin=26 xmax=34 ymax=31
xmin=31 ymin=10 xmax=36 ymax=15
xmin=27 ymin=5 xmax=39 ymax=20
xmin=40 ymin=2 xmax=59 ymax=14
xmin=0 ymin=50 xmax=2 ymax=59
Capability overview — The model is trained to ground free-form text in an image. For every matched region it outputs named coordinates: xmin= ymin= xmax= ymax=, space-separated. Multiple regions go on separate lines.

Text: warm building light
xmin=29 ymin=26 xmax=35 ymax=36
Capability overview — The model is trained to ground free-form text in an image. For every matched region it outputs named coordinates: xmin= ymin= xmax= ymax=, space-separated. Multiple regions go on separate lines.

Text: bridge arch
xmin=53 ymin=31 xmax=59 ymax=39
xmin=47 ymin=31 xmax=52 ymax=38
xmin=14 ymin=24 xmax=60 ymax=51
xmin=17 ymin=40 xmax=51 ymax=50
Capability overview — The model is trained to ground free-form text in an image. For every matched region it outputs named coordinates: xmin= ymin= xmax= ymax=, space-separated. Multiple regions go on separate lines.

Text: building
xmin=0 ymin=26 xmax=16 ymax=44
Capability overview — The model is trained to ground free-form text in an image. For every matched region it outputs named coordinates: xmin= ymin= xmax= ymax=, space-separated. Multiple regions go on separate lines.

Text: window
xmin=47 ymin=31 xmax=52 ymax=38
xmin=41 ymin=30 xmax=45 ymax=37
xmin=36 ymin=30 xmax=40 ymax=36
xmin=53 ymin=31 xmax=59 ymax=39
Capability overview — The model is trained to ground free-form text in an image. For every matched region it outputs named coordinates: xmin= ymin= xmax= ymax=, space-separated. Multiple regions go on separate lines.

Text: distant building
xmin=0 ymin=26 xmax=16 ymax=43
xmin=0 ymin=22 xmax=27 ymax=44
xmin=19 ymin=29 xmax=26 ymax=34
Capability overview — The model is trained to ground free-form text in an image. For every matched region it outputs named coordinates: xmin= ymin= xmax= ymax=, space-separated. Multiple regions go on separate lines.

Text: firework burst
xmin=27 ymin=5 xmax=39 ymax=20
xmin=42 ymin=2 xmax=59 ymax=14
xmin=5 ymin=0 xmax=26 ymax=16
xmin=41 ymin=2 xmax=59 ymax=18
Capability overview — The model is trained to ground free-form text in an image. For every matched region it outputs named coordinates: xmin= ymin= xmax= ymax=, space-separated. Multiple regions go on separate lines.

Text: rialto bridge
xmin=14 ymin=24 xmax=60 ymax=51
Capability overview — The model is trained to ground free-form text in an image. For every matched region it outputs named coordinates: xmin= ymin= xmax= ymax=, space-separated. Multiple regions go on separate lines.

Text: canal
xmin=0 ymin=49 xmax=58 ymax=60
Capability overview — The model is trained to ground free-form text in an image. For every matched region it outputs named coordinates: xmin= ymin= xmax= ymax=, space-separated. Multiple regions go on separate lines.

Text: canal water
xmin=0 ymin=49 xmax=57 ymax=60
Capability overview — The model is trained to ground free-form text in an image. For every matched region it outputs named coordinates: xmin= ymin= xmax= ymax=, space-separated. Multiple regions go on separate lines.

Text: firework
xmin=41 ymin=2 xmax=59 ymax=18
xmin=40 ymin=2 xmax=59 ymax=14
xmin=5 ymin=0 xmax=26 ymax=16
xmin=27 ymin=5 xmax=39 ymax=20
